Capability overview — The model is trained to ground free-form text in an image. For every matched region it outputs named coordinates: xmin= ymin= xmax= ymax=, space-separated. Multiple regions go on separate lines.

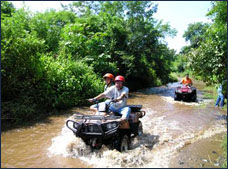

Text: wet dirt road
xmin=1 ymin=80 xmax=227 ymax=168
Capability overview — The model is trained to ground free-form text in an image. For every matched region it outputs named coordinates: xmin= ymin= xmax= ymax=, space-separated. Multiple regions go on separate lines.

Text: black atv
xmin=66 ymin=100 xmax=145 ymax=152
xmin=174 ymin=85 xmax=197 ymax=102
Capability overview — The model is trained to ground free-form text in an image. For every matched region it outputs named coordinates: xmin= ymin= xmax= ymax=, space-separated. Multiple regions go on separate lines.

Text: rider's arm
xmin=190 ymin=79 xmax=193 ymax=85
xmin=88 ymin=93 xmax=106 ymax=102
xmin=88 ymin=86 xmax=114 ymax=102
xmin=114 ymin=87 xmax=129 ymax=102
xmin=115 ymin=92 xmax=127 ymax=102
xmin=94 ymin=93 xmax=106 ymax=100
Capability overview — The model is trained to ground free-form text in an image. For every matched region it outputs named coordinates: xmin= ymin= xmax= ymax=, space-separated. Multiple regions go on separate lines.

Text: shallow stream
xmin=1 ymin=80 xmax=227 ymax=168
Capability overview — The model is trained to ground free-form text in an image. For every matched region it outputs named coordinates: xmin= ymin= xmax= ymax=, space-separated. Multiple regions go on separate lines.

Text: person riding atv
xmin=174 ymin=74 xmax=197 ymax=102
xmin=180 ymin=73 xmax=193 ymax=86
xmin=66 ymin=76 xmax=146 ymax=152
xmin=90 ymin=73 xmax=114 ymax=114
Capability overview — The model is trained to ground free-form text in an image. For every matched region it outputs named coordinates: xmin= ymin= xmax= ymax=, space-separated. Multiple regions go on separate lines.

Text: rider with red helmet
xmin=88 ymin=75 xmax=131 ymax=121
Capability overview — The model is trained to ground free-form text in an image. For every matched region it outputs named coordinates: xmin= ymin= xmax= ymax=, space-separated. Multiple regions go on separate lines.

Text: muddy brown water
xmin=1 ymin=80 xmax=227 ymax=168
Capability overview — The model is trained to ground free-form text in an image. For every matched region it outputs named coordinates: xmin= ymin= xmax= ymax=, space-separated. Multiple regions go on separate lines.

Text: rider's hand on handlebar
xmin=88 ymin=98 xmax=96 ymax=103
xmin=112 ymin=98 xmax=119 ymax=103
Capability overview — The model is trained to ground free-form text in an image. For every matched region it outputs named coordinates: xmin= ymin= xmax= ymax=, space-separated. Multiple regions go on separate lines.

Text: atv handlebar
xmin=88 ymin=98 xmax=118 ymax=105
xmin=88 ymin=98 xmax=99 ymax=103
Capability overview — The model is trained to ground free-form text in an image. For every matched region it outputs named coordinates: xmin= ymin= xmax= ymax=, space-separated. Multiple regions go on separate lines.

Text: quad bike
xmin=174 ymin=85 xmax=197 ymax=102
xmin=66 ymin=100 xmax=146 ymax=152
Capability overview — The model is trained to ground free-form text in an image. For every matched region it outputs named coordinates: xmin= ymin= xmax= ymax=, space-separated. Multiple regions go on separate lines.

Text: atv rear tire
xmin=118 ymin=135 xmax=130 ymax=152
xmin=191 ymin=94 xmax=197 ymax=102
xmin=137 ymin=121 xmax=143 ymax=136
xmin=135 ymin=121 xmax=143 ymax=136
xmin=132 ymin=121 xmax=143 ymax=137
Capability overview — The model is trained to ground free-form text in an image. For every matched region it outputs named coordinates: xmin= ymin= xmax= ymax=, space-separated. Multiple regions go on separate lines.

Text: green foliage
xmin=40 ymin=55 xmax=103 ymax=109
xmin=207 ymin=1 xmax=227 ymax=26
xmin=1 ymin=1 xmax=177 ymax=125
xmin=1 ymin=8 xmax=46 ymax=102
xmin=183 ymin=22 xmax=210 ymax=48
xmin=1 ymin=1 xmax=15 ymax=17
xmin=60 ymin=1 xmax=177 ymax=89
xmin=30 ymin=10 xmax=76 ymax=52
xmin=1 ymin=6 xmax=103 ymax=124
xmin=179 ymin=1 xmax=227 ymax=97
xmin=1 ymin=8 xmax=46 ymax=122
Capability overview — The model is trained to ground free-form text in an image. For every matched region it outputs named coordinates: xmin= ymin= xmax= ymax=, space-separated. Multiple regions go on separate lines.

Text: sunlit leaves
xmin=181 ymin=1 xmax=227 ymax=94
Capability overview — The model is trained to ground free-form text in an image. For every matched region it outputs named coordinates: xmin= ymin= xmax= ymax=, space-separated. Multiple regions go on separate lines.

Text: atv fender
xmin=119 ymin=120 xmax=130 ymax=129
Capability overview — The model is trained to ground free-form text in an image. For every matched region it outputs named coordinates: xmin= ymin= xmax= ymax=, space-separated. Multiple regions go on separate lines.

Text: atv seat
xmin=127 ymin=105 xmax=142 ymax=112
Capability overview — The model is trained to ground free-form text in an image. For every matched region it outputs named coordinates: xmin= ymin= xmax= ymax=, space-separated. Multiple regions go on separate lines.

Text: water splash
xmin=161 ymin=96 xmax=212 ymax=106
xmin=48 ymin=107 xmax=226 ymax=168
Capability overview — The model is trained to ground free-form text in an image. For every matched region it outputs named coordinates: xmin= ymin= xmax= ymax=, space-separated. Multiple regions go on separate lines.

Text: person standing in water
xmin=215 ymin=84 xmax=224 ymax=107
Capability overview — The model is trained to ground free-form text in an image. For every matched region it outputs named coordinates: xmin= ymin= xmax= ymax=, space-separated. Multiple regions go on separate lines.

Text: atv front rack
xmin=72 ymin=114 xmax=121 ymax=121
xmin=66 ymin=118 xmax=120 ymax=138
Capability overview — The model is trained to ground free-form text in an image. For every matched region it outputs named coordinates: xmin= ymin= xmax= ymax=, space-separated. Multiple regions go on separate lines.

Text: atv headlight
xmin=88 ymin=125 xmax=94 ymax=132
xmin=87 ymin=125 xmax=100 ymax=132
xmin=105 ymin=122 xmax=118 ymax=130
xmin=112 ymin=122 xmax=117 ymax=128
xmin=106 ymin=123 xmax=112 ymax=129
xmin=73 ymin=122 xmax=79 ymax=129
xmin=178 ymin=89 xmax=182 ymax=93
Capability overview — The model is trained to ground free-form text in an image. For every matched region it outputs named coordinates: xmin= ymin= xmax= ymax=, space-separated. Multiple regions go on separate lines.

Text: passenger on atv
xmin=88 ymin=75 xmax=131 ymax=122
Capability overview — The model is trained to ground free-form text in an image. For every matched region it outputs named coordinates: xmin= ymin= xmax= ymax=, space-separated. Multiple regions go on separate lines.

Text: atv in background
xmin=66 ymin=100 xmax=145 ymax=152
xmin=174 ymin=85 xmax=197 ymax=102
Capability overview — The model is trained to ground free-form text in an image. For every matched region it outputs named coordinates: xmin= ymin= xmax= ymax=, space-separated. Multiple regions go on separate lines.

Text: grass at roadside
xmin=202 ymin=85 xmax=227 ymax=168
xmin=222 ymin=135 xmax=227 ymax=168
xmin=201 ymin=85 xmax=227 ymax=111
xmin=201 ymin=86 xmax=217 ymax=100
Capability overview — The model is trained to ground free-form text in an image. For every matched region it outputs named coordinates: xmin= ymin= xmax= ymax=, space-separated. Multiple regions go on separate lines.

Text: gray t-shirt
xmin=104 ymin=83 xmax=114 ymax=92
xmin=104 ymin=86 xmax=129 ymax=109
xmin=217 ymin=84 xmax=223 ymax=96
xmin=104 ymin=84 xmax=114 ymax=99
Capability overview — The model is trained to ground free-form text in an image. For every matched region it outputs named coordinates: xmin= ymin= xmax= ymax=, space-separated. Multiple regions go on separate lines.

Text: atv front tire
xmin=174 ymin=93 xmax=180 ymax=101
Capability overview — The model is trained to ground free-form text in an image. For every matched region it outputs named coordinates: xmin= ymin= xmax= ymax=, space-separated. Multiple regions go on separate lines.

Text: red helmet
xmin=115 ymin=75 xmax=125 ymax=82
xmin=103 ymin=73 xmax=114 ymax=81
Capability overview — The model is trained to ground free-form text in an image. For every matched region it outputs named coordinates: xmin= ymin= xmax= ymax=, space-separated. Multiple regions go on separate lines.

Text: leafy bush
xmin=1 ymin=7 xmax=103 ymax=124
xmin=40 ymin=55 xmax=103 ymax=109
xmin=1 ymin=1 xmax=178 ymax=125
